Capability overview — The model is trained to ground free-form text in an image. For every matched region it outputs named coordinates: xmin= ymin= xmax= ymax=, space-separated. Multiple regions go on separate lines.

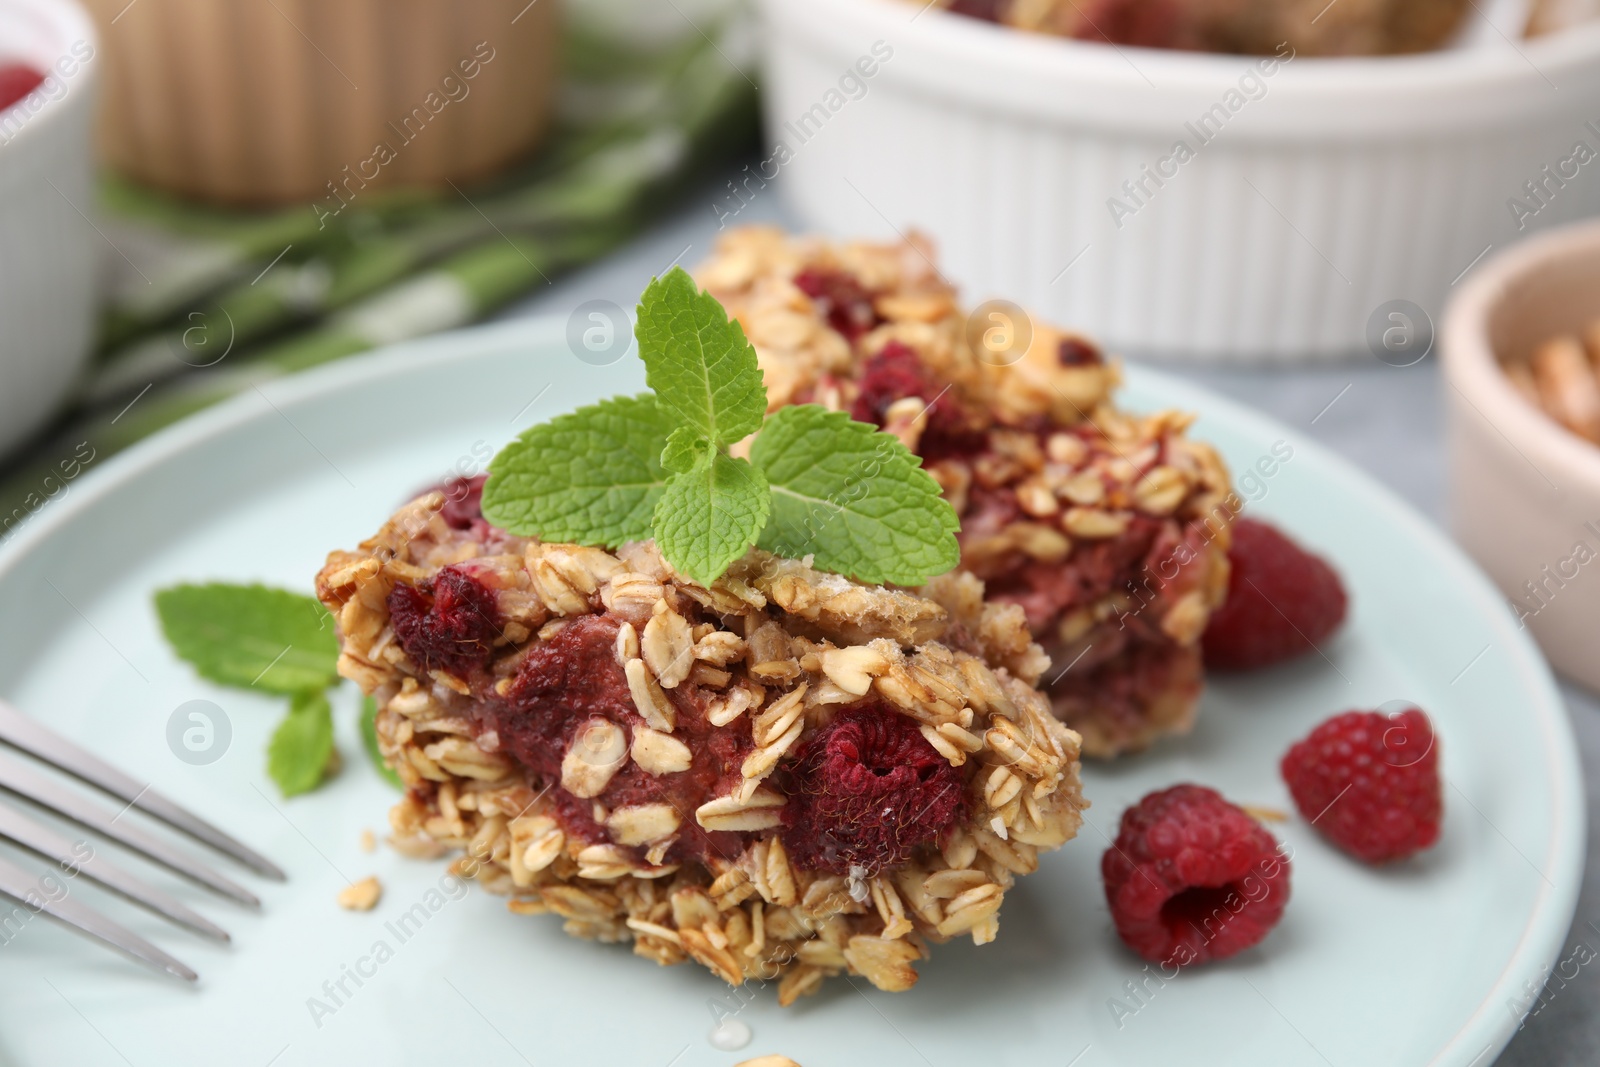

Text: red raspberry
xmin=387 ymin=565 xmax=502 ymax=676
xmin=1281 ymin=708 xmax=1441 ymax=864
xmin=1202 ymin=517 xmax=1348 ymax=671
xmin=780 ymin=704 xmax=964 ymax=875
xmin=1101 ymin=784 xmax=1290 ymax=966
xmin=0 ymin=65 xmax=43 ymax=113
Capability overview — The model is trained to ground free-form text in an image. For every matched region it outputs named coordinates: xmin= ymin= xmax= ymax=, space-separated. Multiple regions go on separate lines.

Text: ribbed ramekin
xmin=759 ymin=0 xmax=1600 ymax=360
xmin=81 ymin=0 xmax=560 ymax=205
xmin=0 ymin=0 xmax=100 ymax=458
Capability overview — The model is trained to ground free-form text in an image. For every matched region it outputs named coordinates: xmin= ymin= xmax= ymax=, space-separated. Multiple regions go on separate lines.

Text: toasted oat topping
xmin=337 ymin=876 xmax=383 ymax=911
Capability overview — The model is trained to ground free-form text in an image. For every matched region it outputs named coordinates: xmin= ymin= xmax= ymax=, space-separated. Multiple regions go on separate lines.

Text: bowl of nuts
xmin=1443 ymin=218 xmax=1600 ymax=692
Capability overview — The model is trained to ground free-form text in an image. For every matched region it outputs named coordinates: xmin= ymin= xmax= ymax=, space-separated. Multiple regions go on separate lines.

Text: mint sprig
xmin=484 ymin=266 xmax=960 ymax=587
xmin=153 ymin=583 xmax=338 ymax=694
xmin=480 ymin=393 xmax=670 ymax=547
xmin=654 ymin=451 xmax=770 ymax=585
xmin=268 ymin=690 xmax=335 ymax=798
xmin=751 ymin=405 xmax=960 ymax=586
xmin=637 ymin=267 xmax=767 ymax=448
xmin=154 ymin=582 xmax=397 ymax=797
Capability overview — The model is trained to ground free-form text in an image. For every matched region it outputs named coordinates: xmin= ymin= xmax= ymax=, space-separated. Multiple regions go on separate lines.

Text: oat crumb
xmin=1242 ymin=804 xmax=1289 ymax=824
xmin=359 ymin=828 xmax=376 ymax=853
xmin=735 ymin=1057 xmax=802 ymax=1067
xmin=338 ymin=876 xmax=383 ymax=911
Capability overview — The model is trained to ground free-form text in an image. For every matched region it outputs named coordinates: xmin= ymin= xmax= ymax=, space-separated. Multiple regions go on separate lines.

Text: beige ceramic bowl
xmin=81 ymin=0 xmax=559 ymax=205
xmin=1443 ymin=219 xmax=1600 ymax=693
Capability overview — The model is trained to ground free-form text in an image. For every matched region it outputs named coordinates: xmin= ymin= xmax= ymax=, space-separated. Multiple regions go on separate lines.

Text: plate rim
xmin=0 ymin=316 xmax=1583 ymax=1065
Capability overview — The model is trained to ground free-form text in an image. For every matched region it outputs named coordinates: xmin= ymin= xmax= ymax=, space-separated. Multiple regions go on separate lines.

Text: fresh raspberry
xmin=1202 ymin=517 xmax=1348 ymax=671
xmin=387 ymin=565 xmax=502 ymax=676
xmin=793 ymin=266 xmax=881 ymax=341
xmin=1101 ymin=784 xmax=1290 ymax=965
xmin=0 ymin=65 xmax=43 ymax=112
xmin=851 ymin=341 xmax=985 ymax=460
xmin=1280 ymin=708 xmax=1442 ymax=864
xmin=780 ymin=703 xmax=964 ymax=875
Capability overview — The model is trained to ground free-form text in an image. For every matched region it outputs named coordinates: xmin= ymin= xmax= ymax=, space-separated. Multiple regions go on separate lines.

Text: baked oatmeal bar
xmin=316 ymin=479 xmax=1085 ymax=1003
xmin=696 ymin=228 xmax=1235 ymax=757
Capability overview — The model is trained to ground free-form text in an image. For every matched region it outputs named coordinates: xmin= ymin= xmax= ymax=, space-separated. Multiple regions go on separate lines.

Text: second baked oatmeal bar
xmin=696 ymin=228 xmax=1236 ymax=757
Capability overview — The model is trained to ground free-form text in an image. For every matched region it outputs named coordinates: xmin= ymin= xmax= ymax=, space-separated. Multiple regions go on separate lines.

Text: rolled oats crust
xmin=696 ymin=227 xmax=1237 ymax=756
xmin=317 ymin=491 xmax=1086 ymax=1003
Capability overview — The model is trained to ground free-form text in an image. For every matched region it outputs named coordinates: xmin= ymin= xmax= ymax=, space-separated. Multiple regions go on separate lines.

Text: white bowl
xmin=0 ymin=0 xmax=100 ymax=457
xmin=1443 ymin=218 xmax=1600 ymax=693
xmin=758 ymin=0 xmax=1600 ymax=360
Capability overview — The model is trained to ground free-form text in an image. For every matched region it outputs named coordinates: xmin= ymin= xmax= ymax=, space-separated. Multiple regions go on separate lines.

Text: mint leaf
xmin=636 ymin=267 xmax=766 ymax=448
xmin=652 ymin=452 xmax=770 ymax=585
xmin=660 ymin=426 xmax=709 ymax=475
xmin=155 ymin=583 xmax=338 ymax=695
xmin=268 ymin=690 xmax=335 ymax=797
xmin=361 ymin=696 xmax=402 ymax=790
xmin=749 ymin=405 xmax=960 ymax=586
xmin=483 ymin=393 xmax=670 ymax=546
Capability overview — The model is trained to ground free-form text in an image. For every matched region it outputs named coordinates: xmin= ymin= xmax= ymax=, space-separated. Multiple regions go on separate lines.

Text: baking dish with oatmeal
xmin=697 ymin=228 xmax=1235 ymax=757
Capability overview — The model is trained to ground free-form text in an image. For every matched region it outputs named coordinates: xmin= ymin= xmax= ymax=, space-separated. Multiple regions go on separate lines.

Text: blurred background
xmin=1 ymin=0 xmax=1600 ymax=1057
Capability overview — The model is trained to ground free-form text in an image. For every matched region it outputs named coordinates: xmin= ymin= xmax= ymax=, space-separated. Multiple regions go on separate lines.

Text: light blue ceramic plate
xmin=0 ymin=319 xmax=1581 ymax=1067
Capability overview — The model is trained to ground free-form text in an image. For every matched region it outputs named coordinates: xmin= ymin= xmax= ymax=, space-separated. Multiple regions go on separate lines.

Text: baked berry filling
xmin=852 ymin=341 xmax=987 ymax=460
xmin=487 ymin=614 xmax=754 ymax=865
xmin=793 ymin=266 xmax=883 ymax=340
xmin=388 ymin=565 xmax=503 ymax=676
xmin=436 ymin=474 xmax=488 ymax=531
xmin=779 ymin=704 xmax=965 ymax=876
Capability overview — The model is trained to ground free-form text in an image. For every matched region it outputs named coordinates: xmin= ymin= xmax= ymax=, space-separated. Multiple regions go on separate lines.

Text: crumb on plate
xmin=338 ymin=876 xmax=383 ymax=911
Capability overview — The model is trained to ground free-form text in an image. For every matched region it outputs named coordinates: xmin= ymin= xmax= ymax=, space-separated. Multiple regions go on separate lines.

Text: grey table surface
xmin=497 ymin=176 xmax=1600 ymax=1065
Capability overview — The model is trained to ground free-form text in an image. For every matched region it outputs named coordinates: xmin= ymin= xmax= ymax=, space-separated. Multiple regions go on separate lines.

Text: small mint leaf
xmin=652 ymin=452 xmax=770 ymax=585
xmin=748 ymin=406 xmax=960 ymax=586
xmin=636 ymin=267 xmax=767 ymax=448
xmin=361 ymin=696 xmax=402 ymax=790
xmin=661 ymin=426 xmax=710 ymax=475
xmin=483 ymin=393 xmax=670 ymax=546
xmin=268 ymin=690 xmax=335 ymax=798
xmin=154 ymin=583 xmax=338 ymax=695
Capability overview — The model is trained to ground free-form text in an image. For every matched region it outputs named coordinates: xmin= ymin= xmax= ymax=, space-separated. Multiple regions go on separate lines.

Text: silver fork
xmin=0 ymin=699 xmax=284 ymax=981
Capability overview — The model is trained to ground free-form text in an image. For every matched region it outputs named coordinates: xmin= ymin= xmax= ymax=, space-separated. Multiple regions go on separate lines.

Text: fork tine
xmin=0 ymin=854 xmax=197 ymax=982
xmin=0 ymin=750 xmax=259 ymax=907
xmin=0 ymin=701 xmax=284 ymax=881
xmin=0 ymin=801 xmax=229 ymax=941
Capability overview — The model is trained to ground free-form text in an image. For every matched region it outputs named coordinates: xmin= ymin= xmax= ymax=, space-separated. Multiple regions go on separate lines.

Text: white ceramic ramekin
xmin=0 ymin=0 xmax=100 ymax=458
xmin=759 ymin=0 xmax=1600 ymax=360
xmin=1443 ymin=218 xmax=1600 ymax=693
